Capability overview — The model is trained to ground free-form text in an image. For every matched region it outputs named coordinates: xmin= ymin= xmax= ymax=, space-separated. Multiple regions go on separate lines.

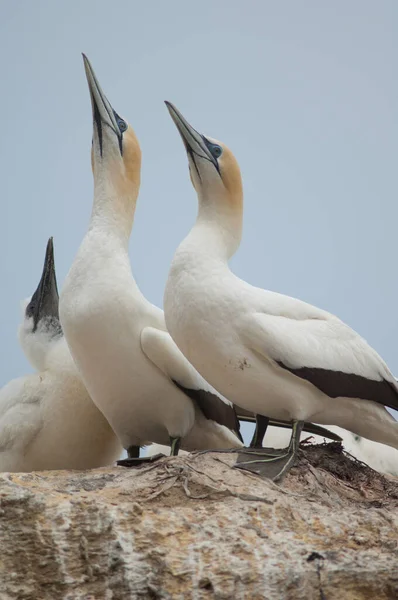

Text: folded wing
xmin=240 ymin=310 xmax=398 ymax=411
xmin=141 ymin=326 xmax=242 ymax=439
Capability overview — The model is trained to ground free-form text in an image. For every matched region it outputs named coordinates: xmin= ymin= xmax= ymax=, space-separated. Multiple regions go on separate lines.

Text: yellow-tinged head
xmin=83 ymin=54 xmax=141 ymax=199
xmin=165 ymin=102 xmax=243 ymax=216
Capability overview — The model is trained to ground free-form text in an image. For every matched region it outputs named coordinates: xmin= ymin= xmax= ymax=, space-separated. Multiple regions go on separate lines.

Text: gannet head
xmin=83 ymin=54 xmax=141 ymax=198
xmin=165 ymin=102 xmax=243 ymax=213
xmin=19 ymin=238 xmax=62 ymax=371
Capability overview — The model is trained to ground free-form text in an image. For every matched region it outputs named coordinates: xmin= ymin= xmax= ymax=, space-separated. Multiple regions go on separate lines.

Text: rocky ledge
xmin=0 ymin=444 xmax=397 ymax=600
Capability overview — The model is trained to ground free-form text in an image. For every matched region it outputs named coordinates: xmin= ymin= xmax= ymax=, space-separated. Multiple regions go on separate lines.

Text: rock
xmin=0 ymin=443 xmax=397 ymax=599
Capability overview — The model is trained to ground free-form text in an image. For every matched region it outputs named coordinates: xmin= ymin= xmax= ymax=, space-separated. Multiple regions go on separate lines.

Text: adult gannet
xmin=0 ymin=238 xmax=122 ymax=472
xmin=59 ymin=55 xmax=244 ymax=462
xmin=164 ymin=102 xmax=398 ymax=480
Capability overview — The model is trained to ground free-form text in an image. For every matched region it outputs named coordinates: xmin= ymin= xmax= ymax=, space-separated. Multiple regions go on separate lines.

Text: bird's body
xmin=60 ymin=57 xmax=242 ymax=458
xmin=164 ymin=102 xmax=398 ymax=465
xmin=0 ymin=336 xmax=122 ymax=472
xmin=166 ymin=251 xmax=398 ymax=448
xmin=0 ymin=240 xmax=122 ymax=472
xmin=61 ymin=232 xmax=239 ymax=451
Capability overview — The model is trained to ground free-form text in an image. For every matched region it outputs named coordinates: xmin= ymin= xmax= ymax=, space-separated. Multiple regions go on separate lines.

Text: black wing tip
xmin=173 ymin=380 xmax=241 ymax=437
xmin=277 ymin=362 xmax=398 ymax=414
xmin=302 ymin=422 xmax=342 ymax=442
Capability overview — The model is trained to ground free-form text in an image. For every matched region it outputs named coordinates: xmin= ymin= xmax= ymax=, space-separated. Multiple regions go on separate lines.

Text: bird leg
xmin=169 ymin=437 xmax=181 ymax=456
xmin=128 ymin=445 xmax=140 ymax=459
xmin=249 ymin=415 xmax=270 ymax=448
xmin=117 ymin=444 xmax=166 ymax=468
xmin=234 ymin=420 xmax=305 ymax=481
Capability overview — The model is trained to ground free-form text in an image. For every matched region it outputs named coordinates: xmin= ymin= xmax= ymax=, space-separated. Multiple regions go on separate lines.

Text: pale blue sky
xmin=0 ymin=1 xmax=397 ymax=438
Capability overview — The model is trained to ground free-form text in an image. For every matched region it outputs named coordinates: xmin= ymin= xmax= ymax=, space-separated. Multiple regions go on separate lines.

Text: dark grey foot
xmin=169 ymin=436 xmax=181 ymax=456
xmin=233 ymin=447 xmax=297 ymax=481
xmin=117 ymin=453 xmax=165 ymax=468
xmin=235 ymin=446 xmax=287 ymax=458
xmin=234 ymin=420 xmax=305 ymax=482
xmin=194 ymin=447 xmax=247 ymax=456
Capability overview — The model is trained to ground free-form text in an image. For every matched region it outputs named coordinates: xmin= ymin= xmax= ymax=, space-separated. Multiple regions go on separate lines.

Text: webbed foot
xmin=234 ymin=420 xmax=304 ymax=481
xmin=233 ymin=446 xmax=297 ymax=481
xmin=116 ymin=453 xmax=165 ymax=468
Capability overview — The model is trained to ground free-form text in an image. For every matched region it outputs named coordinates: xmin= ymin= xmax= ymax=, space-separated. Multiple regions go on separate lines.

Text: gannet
xmin=164 ymin=102 xmax=398 ymax=480
xmin=59 ymin=55 xmax=243 ymax=463
xmin=0 ymin=238 xmax=122 ymax=472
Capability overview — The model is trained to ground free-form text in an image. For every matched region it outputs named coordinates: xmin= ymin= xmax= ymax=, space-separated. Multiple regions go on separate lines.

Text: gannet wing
xmin=141 ymin=326 xmax=242 ymax=438
xmin=240 ymin=310 xmax=398 ymax=411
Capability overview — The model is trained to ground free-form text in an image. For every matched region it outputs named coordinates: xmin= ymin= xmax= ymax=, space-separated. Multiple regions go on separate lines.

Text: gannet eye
xmin=203 ymin=137 xmax=223 ymax=160
xmin=118 ymin=119 xmax=127 ymax=133
xmin=211 ymin=145 xmax=222 ymax=159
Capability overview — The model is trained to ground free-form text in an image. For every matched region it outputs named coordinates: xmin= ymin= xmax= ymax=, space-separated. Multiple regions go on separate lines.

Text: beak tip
xmin=46 ymin=237 xmax=55 ymax=258
xmin=82 ymin=53 xmax=92 ymax=76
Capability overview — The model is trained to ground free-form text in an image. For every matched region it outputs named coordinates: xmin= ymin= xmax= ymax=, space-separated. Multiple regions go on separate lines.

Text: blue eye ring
xmin=211 ymin=145 xmax=222 ymax=158
xmin=118 ymin=119 xmax=127 ymax=133
xmin=203 ymin=136 xmax=223 ymax=160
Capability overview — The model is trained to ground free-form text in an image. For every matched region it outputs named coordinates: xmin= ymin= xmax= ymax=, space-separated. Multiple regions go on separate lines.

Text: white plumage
xmin=163 ymin=102 xmax=398 ymax=458
xmin=0 ymin=239 xmax=122 ymax=472
xmin=59 ymin=56 xmax=242 ymax=459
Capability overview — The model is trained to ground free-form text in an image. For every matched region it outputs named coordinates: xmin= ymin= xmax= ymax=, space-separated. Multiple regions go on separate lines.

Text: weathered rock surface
xmin=0 ymin=443 xmax=397 ymax=600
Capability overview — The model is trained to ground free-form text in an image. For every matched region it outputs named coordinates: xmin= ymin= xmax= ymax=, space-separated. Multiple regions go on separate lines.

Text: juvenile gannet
xmin=164 ymin=102 xmax=398 ymax=480
xmin=59 ymin=55 xmax=243 ymax=462
xmin=0 ymin=238 xmax=122 ymax=472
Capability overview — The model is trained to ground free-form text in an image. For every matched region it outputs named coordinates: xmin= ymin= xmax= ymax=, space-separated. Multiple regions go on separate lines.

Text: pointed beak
xmin=82 ymin=53 xmax=121 ymax=152
xmin=165 ymin=101 xmax=219 ymax=170
xmin=29 ymin=237 xmax=60 ymax=332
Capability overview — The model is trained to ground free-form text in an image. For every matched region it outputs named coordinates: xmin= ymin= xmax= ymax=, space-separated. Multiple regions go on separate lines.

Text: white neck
xmin=187 ymin=196 xmax=242 ymax=262
xmin=72 ymin=167 xmax=147 ymax=307
xmin=19 ymin=320 xmax=63 ymax=372
xmin=90 ymin=173 xmax=136 ymax=246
